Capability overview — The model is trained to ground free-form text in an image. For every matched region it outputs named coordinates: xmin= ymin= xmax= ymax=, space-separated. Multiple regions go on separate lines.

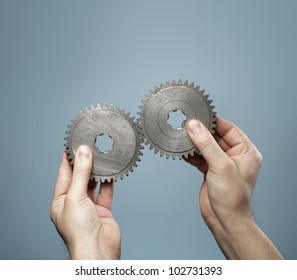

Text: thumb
xmin=187 ymin=119 xmax=229 ymax=170
xmin=68 ymin=145 xmax=93 ymax=199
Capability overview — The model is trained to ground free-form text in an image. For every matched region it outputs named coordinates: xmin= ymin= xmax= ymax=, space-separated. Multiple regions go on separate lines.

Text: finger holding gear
xmin=138 ymin=80 xmax=217 ymax=159
xmin=65 ymin=104 xmax=143 ymax=183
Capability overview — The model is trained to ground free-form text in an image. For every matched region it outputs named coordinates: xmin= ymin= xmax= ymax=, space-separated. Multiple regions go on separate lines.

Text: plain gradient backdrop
xmin=0 ymin=0 xmax=296 ymax=259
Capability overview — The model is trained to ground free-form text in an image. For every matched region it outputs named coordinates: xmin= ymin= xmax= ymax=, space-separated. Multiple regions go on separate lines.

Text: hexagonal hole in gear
xmin=167 ymin=109 xmax=186 ymax=130
xmin=95 ymin=133 xmax=114 ymax=154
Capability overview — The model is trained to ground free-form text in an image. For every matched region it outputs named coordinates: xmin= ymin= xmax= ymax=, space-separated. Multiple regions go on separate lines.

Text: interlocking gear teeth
xmin=65 ymin=104 xmax=143 ymax=183
xmin=138 ymin=80 xmax=217 ymax=159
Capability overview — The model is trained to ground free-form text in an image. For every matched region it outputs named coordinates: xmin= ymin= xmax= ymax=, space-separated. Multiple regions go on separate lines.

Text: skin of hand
xmin=50 ymin=145 xmax=121 ymax=260
xmin=185 ymin=117 xmax=283 ymax=260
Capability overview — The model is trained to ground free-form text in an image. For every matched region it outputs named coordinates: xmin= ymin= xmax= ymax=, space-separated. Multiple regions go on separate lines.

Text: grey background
xmin=0 ymin=0 xmax=296 ymax=259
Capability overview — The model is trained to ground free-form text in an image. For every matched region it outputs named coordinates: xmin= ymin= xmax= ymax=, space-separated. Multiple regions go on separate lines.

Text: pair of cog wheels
xmin=65 ymin=80 xmax=216 ymax=182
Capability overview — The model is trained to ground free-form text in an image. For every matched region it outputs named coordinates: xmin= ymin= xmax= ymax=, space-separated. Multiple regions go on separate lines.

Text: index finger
xmin=53 ymin=152 xmax=72 ymax=199
xmin=96 ymin=181 xmax=114 ymax=211
xmin=215 ymin=116 xmax=252 ymax=147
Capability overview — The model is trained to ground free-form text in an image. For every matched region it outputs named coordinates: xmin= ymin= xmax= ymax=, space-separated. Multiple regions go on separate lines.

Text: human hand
xmin=50 ymin=145 xmax=121 ymax=260
xmin=185 ymin=117 xmax=282 ymax=259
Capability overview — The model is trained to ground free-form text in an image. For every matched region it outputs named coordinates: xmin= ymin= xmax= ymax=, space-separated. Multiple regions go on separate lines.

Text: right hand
xmin=185 ymin=117 xmax=283 ymax=259
xmin=186 ymin=117 xmax=262 ymax=228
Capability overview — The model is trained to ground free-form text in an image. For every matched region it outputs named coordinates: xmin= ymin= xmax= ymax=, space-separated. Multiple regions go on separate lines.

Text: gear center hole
xmin=167 ymin=110 xmax=186 ymax=130
xmin=95 ymin=133 xmax=114 ymax=154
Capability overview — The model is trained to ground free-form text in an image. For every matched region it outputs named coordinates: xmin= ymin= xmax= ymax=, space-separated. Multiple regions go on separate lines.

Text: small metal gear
xmin=65 ymin=104 xmax=143 ymax=182
xmin=138 ymin=80 xmax=216 ymax=159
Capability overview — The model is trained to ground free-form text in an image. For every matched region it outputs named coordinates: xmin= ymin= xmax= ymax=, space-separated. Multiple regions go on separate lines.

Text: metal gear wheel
xmin=65 ymin=104 xmax=143 ymax=182
xmin=138 ymin=80 xmax=216 ymax=159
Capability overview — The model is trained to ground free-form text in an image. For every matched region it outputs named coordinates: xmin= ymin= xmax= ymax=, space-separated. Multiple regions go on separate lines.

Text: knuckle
xmin=250 ymin=147 xmax=263 ymax=167
xmin=218 ymin=159 xmax=235 ymax=173
xmin=197 ymin=134 xmax=216 ymax=151
xmin=73 ymin=164 xmax=91 ymax=176
xmin=256 ymin=151 xmax=263 ymax=165
xmin=50 ymin=208 xmax=56 ymax=224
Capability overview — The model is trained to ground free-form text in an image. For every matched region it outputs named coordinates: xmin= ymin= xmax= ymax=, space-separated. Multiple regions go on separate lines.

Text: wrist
xmin=208 ymin=215 xmax=257 ymax=259
xmin=68 ymin=238 xmax=121 ymax=260
xmin=67 ymin=238 xmax=102 ymax=260
xmin=209 ymin=216 xmax=283 ymax=259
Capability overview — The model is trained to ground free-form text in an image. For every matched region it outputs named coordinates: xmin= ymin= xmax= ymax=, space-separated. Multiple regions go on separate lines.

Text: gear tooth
xmin=64 ymin=136 xmax=69 ymax=141
xmin=200 ymin=89 xmax=205 ymax=95
xmin=172 ymin=154 xmax=176 ymax=160
xmin=194 ymin=85 xmax=200 ymax=91
xmin=166 ymin=154 xmax=170 ymax=159
xmin=165 ymin=81 xmax=170 ymax=86
xmin=189 ymin=82 xmax=194 ymax=88
xmin=177 ymin=79 xmax=183 ymax=84
xmin=153 ymin=149 xmax=158 ymax=154
xmin=136 ymin=156 xmax=142 ymax=162
xmin=210 ymin=105 xmax=215 ymax=110
xmin=183 ymin=80 xmax=189 ymax=86
xmin=204 ymin=93 xmax=209 ymax=99
xmin=190 ymin=150 xmax=195 ymax=156
xmin=160 ymin=82 xmax=164 ymax=88
xmin=172 ymin=80 xmax=176 ymax=85
xmin=184 ymin=153 xmax=189 ymax=159
xmin=177 ymin=154 xmax=183 ymax=160
xmin=90 ymin=104 xmax=95 ymax=110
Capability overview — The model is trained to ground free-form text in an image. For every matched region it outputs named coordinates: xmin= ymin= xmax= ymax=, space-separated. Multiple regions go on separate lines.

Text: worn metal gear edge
xmin=65 ymin=104 xmax=144 ymax=183
xmin=138 ymin=80 xmax=217 ymax=159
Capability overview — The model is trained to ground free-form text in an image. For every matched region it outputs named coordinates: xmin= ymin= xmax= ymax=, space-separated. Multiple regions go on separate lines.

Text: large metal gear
xmin=65 ymin=104 xmax=143 ymax=182
xmin=138 ymin=80 xmax=216 ymax=159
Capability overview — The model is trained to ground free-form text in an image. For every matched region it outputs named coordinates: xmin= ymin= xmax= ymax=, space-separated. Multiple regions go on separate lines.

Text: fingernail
xmin=187 ymin=119 xmax=202 ymax=134
xmin=77 ymin=145 xmax=90 ymax=159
